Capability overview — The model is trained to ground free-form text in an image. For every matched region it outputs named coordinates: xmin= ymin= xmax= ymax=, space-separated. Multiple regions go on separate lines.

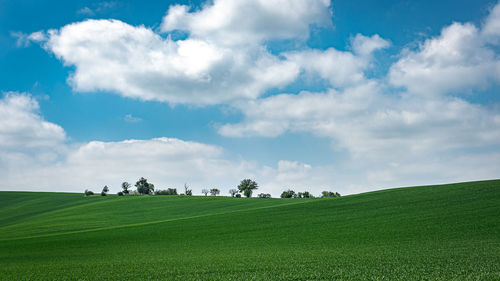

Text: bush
xmin=321 ymin=191 xmax=341 ymax=198
xmin=235 ymin=194 xmax=241 ymax=198
xmin=117 ymin=191 xmax=124 ymax=196
xmin=84 ymin=189 xmax=94 ymax=196
xmin=229 ymin=189 xmax=238 ymax=197
xmin=281 ymin=189 xmax=297 ymax=198
xmin=155 ymin=188 xmax=178 ymax=195
xmin=184 ymin=183 xmax=192 ymax=196
xmin=298 ymin=191 xmax=313 ymax=198
xmin=258 ymin=193 xmax=271 ymax=198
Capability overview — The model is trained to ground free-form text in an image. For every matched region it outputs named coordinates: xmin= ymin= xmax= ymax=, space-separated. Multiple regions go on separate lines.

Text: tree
xmin=235 ymin=194 xmax=241 ymax=198
xmin=298 ymin=191 xmax=313 ymax=198
xmin=155 ymin=188 xmax=177 ymax=195
xmin=229 ymin=189 xmax=238 ymax=197
xmin=258 ymin=193 xmax=271 ymax=198
xmin=321 ymin=191 xmax=341 ymax=198
xmin=122 ymin=182 xmax=130 ymax=194
xmin=237 ymin=179 xmax=258 ymax=198
xmin=135 ymin=177 xmax=154 ymax=195
xmin=84 ymin=189 xmax=94 ymax=196
xmin=202 ymin=189 xmax=209 ymax=196
xmin=210 ymin=188 xmax=220 ymax=196
xmin=280 ymin=189 xmax=297 ymax=198
xmin=184 ymin=183 xmax=192 ymax=196
xmin=101 ymin=185 xmax=109 ymax=196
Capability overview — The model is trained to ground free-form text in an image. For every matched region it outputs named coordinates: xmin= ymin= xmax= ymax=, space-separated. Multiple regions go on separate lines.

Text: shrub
xmin=281 ymin=189 xmax=297 ymax=198
xmin=258 ymin=193 xmax=271 ymax=198
xmin=117 ymin=191 xmax=124 ymax=196
xmin=229 ymin=189 xmax=238 ymax=197
xmin=235 ymin=194 xmax=241 ymax=198
xmin=321 ymin=191 xmax=341 ymax=198
xmin=155 ymin=188 xmax=178 ymax=195
xmin=84 ymin=189 xmax=94 ymax=196
xmin=184 ymin=183 xmax=192 ymax=196
xmin=298 ymin=191 xmax=313 ymax=198
xmin=121 ymin=182 xmax=130 ymax=194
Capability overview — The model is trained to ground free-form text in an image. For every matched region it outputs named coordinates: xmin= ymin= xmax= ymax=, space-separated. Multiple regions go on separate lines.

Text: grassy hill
xmin=0 ymin=180 xmax=499 ymax=280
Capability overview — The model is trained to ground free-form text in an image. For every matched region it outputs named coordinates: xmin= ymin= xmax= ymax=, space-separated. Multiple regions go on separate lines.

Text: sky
xmin=1 ymin=0 xmax=499 ymax=196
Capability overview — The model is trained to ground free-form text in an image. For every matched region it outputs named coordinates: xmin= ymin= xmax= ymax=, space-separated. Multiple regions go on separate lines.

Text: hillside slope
xmin=0 ymin=180 xmax=499 ymax=280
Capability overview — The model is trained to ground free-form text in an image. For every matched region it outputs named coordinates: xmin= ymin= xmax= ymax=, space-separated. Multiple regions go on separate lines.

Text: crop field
xmin=0 ymin=180 xmax=499 ymax=280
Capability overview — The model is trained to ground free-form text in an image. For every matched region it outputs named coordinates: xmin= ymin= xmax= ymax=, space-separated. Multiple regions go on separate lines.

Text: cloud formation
xmin=389 ymin=14 xmax=500 ymax=96
xmin=5 ymin=1 xmax=500 ymax=195
xmin=0 ymin=92 xmax=65 ymax=148
xmin=161 ymin=0 xmax=331 ymax=46
xmin=31 ymin=0 xmax=332 ymax=105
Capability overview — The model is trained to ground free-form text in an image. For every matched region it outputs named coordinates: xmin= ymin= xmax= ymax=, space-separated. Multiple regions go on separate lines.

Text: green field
xmin=0 ymin=180 xmax=499 ymax=280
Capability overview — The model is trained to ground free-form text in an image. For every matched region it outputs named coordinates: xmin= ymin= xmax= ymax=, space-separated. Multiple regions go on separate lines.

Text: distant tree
xmin=235 ymin=194 xmax=241 ymax=198
xmin=229 ymin=189 xmax=239 ymax=197
xmin=155 ymin=188 xmax=178 ymax=195
xmin=280 ymin=189 xmax=297 ymax=198
xmin=321 ymin=191 xmax=341 ymax=198
xmin=257 ymin=193 xmax=271 ymax=198
xmin=298 ymin=191 xmax=313 ymax=198
xmin=202 ymin=189 xmax=209 ymax=196
xmin=135 ymin=177 xmax=154 ymax=195
xmin=210 ymin=188 xmax=220 ymax=196
xmin=84 ymin=189 xmax=94 ymax=196
xmin=101 ymin=185 xmax=109 ymax=196
xmin=237 ymin=179 xmax=258 ymax=198
xmin=117 ymin=191 xmax=124 ymax=196
xmin=184 ymin=183 xmax=192 ymax=196
xmin=122 ymin=182 xmax=130 ymax=194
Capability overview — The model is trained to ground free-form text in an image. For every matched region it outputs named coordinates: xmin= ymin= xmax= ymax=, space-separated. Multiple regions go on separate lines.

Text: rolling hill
xmin=0 ymin=180 xmax=499 ymax=280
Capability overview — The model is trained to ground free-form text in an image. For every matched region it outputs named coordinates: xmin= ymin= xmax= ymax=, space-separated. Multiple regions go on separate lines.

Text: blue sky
xmin=1 ymin=0 xmax=499 ymax=196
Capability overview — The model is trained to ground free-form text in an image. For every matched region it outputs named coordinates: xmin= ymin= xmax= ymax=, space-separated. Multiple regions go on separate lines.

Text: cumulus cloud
xmin=283 ymin=34 xmax=389 ymax=88
xmin=161 ymin=0 xmax=332 ymax=46
xmin=350 ymin=34 xmax=391 ymax=58
xmin=0 ymin=92 xmax=329 ymax=196
xmin=29 ymin=1 xmax=332 ymax=105
xmin=218 ymin=83 xmax=500 ymax=187
xmin=36 ymin=19 xmax=300 ymax=105
xmin=389 ymin=4 xmax=500 ymax=96
xmin=0 ymin=92 xmax=65 ymax=148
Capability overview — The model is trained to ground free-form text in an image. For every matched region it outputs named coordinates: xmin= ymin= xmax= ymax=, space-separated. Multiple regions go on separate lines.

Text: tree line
xmin=84 ymin=178 xmax=340 ymax=198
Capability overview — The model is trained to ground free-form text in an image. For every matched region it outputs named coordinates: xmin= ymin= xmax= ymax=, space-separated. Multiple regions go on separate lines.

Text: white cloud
xmin=284 ymin=34 xmax=389 ymax=88
xmin=37 ymin=19 xmax=301 ymax=105
xmin=11 ymin=31 xmax=47 ymax=47
xmin=161 ymin=0 xmax=332 ymax=46
xmin=218 ymin=83 xmax=500 ymax=188
xmin=0 ymin=92 xmax=65 ymax=148
xmin=124 ymin=114 xmax=142 ymax=123
xmin=350 ymin=33 xmax=390 ymax=58
xmin=482 ymin=1 xmax=500 ymax=41
xmin=77 ymin=7 xmax=95 ymax=16
xmin=389 ymin=4 xmax=500 ymax=96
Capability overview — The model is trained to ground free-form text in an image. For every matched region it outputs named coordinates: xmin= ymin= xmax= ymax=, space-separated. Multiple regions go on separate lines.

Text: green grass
xmin=0 ymin=180 xmax=499 ymax=280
